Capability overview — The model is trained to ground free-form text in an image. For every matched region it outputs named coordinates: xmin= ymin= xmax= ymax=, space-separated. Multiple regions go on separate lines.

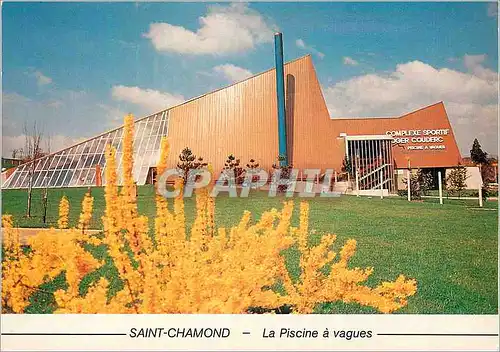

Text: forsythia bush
xmin=1 ymin=115 xmax=417 ymax=314
xmin=57 ymin=196 xmax=70 ymax=229
xmin=2 ymin=215 xmax=101 ymax=313
xmin=77 ymin=192 xmax=94 ymax=232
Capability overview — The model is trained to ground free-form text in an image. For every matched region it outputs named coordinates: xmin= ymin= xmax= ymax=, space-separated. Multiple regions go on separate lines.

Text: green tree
xmin=401 ymin=169 xmax=433 ymax=200
xmin=223 ymin=154 xmax=245 ymax=184
xmin=246 ymin=158 xmax=260 ymax=170
xmin=470 ymin=138 xmax=488 ymax=165
xmin=176 ymin=147 xmax=208 ymax=184
xmin=416 ymin=169 xmax=434 ymax=196
xmin=341 ymin=155 xmax=352 ymax=176
xmin=244 ymin=159 xmax=261 ymax=187
xmin=446 ymin=164 xmax=468 ymax=198
xmin=272 ymin=155 xmax=293 ymax=193
xmin=481 ymin=156 xmax=498 ymax=183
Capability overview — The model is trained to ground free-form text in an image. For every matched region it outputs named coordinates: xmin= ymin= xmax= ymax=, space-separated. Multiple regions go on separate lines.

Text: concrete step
xmin=331 ymin=181 xmax=350 ymax=194
xmin=347 ymin=189 xmax=390 ymax=197
xmin=293 ymin=181 xmax=327 ymax=194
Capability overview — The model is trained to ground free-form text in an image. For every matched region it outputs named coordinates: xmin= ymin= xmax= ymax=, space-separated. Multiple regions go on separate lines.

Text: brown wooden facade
xmin=166 ymin=55 xmax=461 ymax=174
xmin=4 ymin=55 xmax=463 ymax=190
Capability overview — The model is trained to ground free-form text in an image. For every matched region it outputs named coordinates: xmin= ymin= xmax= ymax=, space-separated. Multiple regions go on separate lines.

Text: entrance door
xmin=346 ymin=137 xmax=395 ymax=192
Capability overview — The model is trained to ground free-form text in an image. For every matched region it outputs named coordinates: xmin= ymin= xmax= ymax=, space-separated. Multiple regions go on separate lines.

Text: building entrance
xmin=345 ymin=135 xmax=395 ymax=192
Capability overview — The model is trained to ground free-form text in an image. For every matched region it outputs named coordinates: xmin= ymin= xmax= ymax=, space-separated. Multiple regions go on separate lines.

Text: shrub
xmin=244 ymin=159 xmax=262 ymax=187
xmin=223 ymin=154 xmax=245 ymax=185
xmin=246 ymin=159 xmax=260 ymax=170
xmin=481 ymin=161 xmax=498 ymax=184
xmin=471 ymin=184 xmax=496 ymax=200
xmin=57 ymin=196 xmax=69 ymax=229
xmin=486 ymin=187 xmax=498 ymax=197
xmin=78 ymin=192 xmax=94 ymax=232
xmin=401 ymin=169 xmax=432 ymax=200
xmin=341 ymin=155 xmax=352 ymax=176
xmin=271 ymin=155 xmax=294 ymax=193
xmin=1 ymin=116 xmax=417 ymax=314
xmin=397 ymin=189 xmax=407 ymax=198
xmin=176 ymin=147 xmax=207 ymax=184
xmin=446 ymin=164 xmax=468 ymax=198
xmin=417 ymin=170 xmax=433 ymax=196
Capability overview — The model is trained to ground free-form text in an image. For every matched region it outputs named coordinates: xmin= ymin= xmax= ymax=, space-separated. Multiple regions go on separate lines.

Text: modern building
xmin=3 ymin=53 xmax=463 ymax=192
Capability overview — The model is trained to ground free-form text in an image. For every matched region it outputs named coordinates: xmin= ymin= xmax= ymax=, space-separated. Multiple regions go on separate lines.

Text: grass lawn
xmin=2 ymin=186 xmax=498 ymax=314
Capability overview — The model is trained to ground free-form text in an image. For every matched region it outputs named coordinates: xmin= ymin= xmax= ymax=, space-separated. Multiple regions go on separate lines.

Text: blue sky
xmin=2 ymin=2 xmax=498 ymax=156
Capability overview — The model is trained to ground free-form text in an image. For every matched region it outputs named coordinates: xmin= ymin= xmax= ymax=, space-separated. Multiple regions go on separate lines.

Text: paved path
xmin=2 ymin=228 xmax=101 ymax=244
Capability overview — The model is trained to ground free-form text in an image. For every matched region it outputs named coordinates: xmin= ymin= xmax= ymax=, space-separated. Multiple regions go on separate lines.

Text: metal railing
xmin=357 ymin=163 xmax=392 ymax=192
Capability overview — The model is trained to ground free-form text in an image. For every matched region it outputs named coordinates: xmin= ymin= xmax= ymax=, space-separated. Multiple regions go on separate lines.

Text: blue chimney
xmin=274 ymin=32 xmax=288 ymax=167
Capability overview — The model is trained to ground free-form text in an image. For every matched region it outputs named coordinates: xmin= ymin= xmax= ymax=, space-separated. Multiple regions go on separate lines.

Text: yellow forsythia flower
xmin=2 ymin=114 xmax=418 ymax=315
xmin=78 ymin=192 xmax=94 ymax=232
xmin=57 ymin=196 xmax=70 ymax=229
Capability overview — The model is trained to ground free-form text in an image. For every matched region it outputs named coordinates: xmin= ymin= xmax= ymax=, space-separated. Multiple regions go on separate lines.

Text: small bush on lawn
xmin=223 ymin=154 xmax=245 ymax=184
xmin=400 ymin=169 xmax=433 ymax=200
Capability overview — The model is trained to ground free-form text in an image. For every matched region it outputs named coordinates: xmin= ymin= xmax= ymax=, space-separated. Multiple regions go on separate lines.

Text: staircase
xmin=331 ymin=181 xmax=350 ymax=194
xmin=289 ymin=166 xmax=393 ymax=196
xmin=349 ymin=162 xmax=393 ymax=196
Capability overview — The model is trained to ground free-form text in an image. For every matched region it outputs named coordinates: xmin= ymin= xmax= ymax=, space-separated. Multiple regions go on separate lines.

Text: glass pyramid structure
xmin=3 ymin=109 xmax=169 ymax=189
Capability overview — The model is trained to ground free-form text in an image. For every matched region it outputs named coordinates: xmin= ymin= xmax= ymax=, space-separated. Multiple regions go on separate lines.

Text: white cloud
xmin=324 ymin=55 xmax=498 ymax=155
xmin=34 ymin=71 xmax=52 ymax=85
xmin=343 ymin=56 xmax=359 ymax=66
xmin=111 ymin=85 xmax=185 ymax=112
xmin=98 ymin=104 xmax=129 ymax=124
xmin=487 ymin=2 xmax=498 ymax=17
xmin=143 ymin=3 xmax=276 ymax=55
xmin=44 ymin=100 xmax=64 ymax=109
xmin=463 ymin=54 xmax=497 ymax=81
xmin=47 ymin=135 xmax=87 ymax=153
xmin=2 ymin=89 xmax=139 ymax=157
xmin=463 ymin=54 xmax=487 ymax=69
xmin=2 ymin=135 xmax=26 ymax=158
xmin=2 ymin=90 xmax=127 ymax=157
xmin=2 ymin=134 xmax=86 ymax=158
xmin=2 ymin=92 xmax=32 ymax=104
xmin=295 ymin=38 xmax=325 ymax=59
xmin=25 ymin=69 xmax=52 ymax=86
xmin=213 ymin=64 xmax=253 ymax=82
